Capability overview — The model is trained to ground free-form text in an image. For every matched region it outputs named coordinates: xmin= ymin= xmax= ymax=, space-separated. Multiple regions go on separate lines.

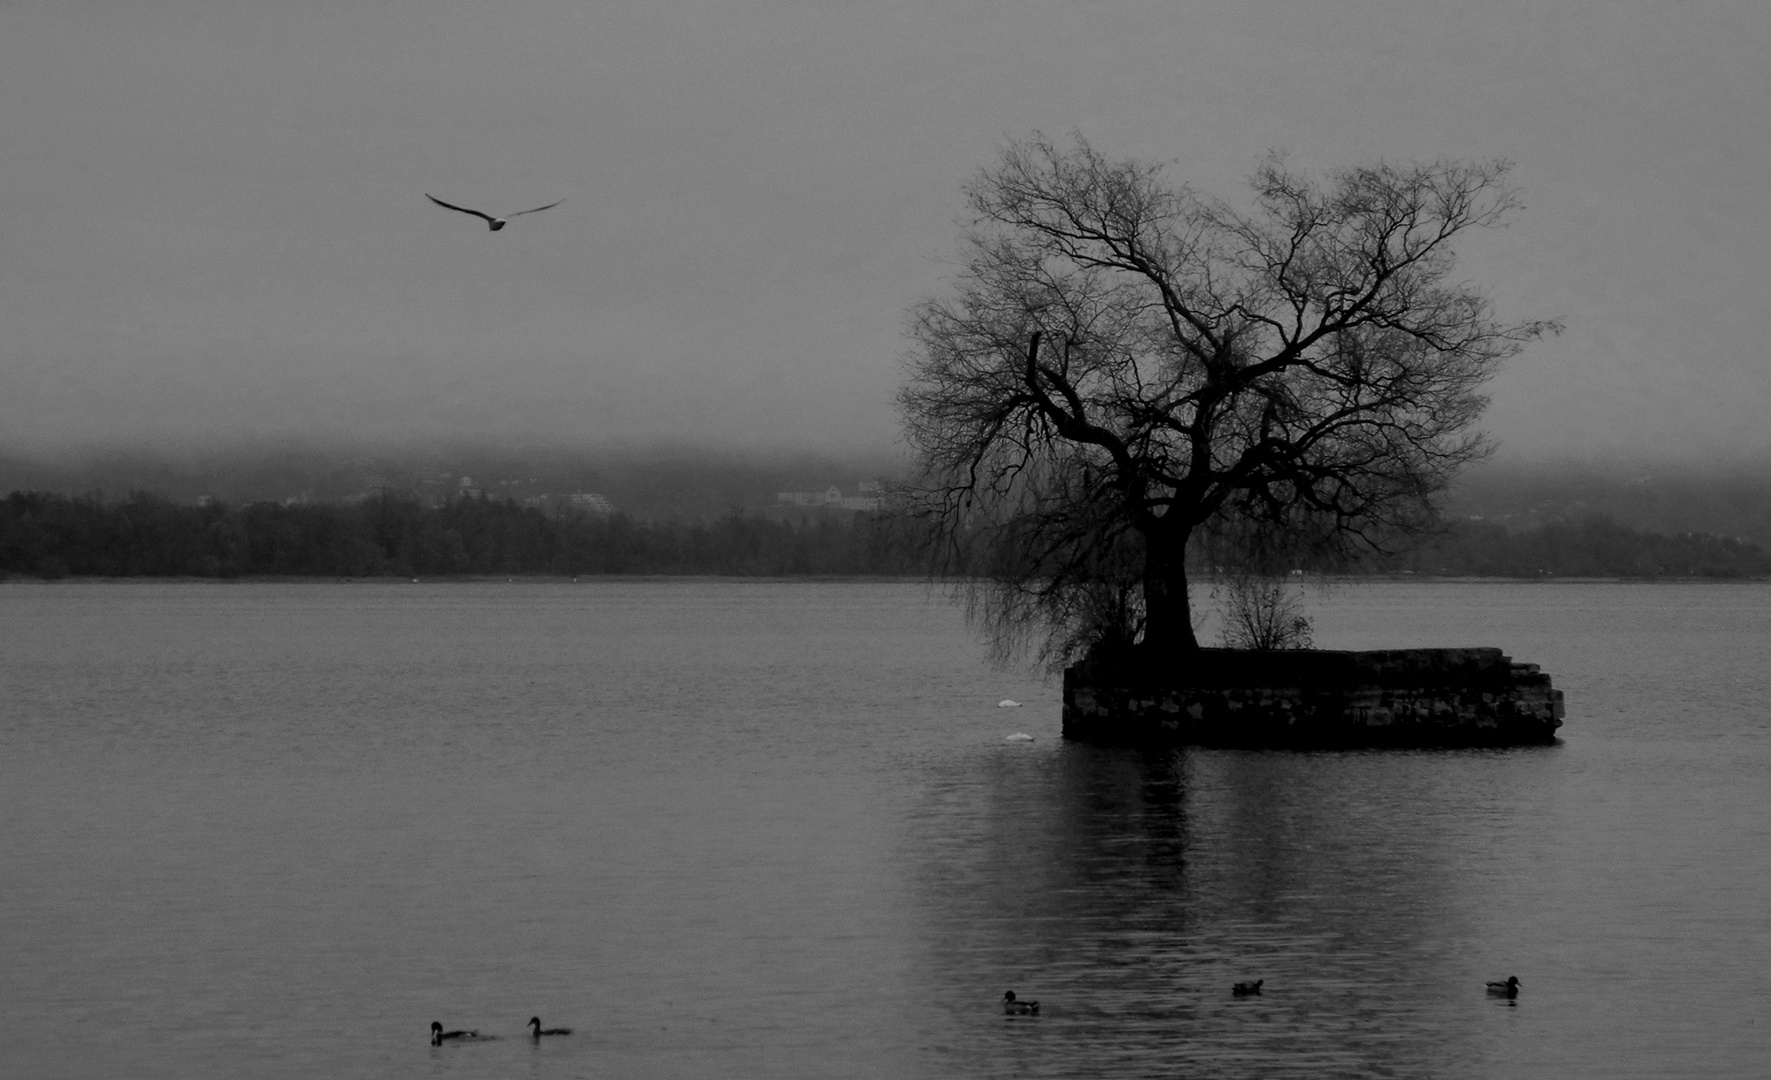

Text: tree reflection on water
xmin=903 ymin=739 xmax=1547 ymax=1077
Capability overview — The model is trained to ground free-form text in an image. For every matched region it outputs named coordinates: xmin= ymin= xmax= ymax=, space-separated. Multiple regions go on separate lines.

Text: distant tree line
xmin=1387 ymin=516 xmax=1771 ymax=578
xmin=0 ymin=492 xmax=925 ymax=579
xmin=2 ymin=491 xmax=1767 ymax=580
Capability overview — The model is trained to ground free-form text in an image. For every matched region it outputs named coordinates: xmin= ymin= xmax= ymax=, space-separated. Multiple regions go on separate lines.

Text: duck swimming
xmin=1232 ymin=980 xmax=1263 ymax=997
xmin=1002 ymin=991 xmax=1040 ymax=1015
xmin=1485 ymin=976 xmax=1521 ymax=998
xmin=430 ymin=1021 xmax=482 ymax=1045
xmin=528 ymin=1017 xmax=572 ymax=1037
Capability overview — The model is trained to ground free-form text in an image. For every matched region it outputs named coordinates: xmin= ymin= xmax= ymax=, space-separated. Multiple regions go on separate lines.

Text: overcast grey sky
xmin=3 ymin=0 xmax=1766 ymax=462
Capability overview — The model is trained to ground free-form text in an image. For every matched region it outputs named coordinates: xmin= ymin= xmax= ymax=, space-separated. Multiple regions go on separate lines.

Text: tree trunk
xmin=1141 ymin=528 xmax=1199 ymax=654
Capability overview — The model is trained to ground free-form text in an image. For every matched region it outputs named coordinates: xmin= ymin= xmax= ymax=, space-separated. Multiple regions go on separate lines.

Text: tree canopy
xmin=900 ymin=135 xmax=1557 ymax=665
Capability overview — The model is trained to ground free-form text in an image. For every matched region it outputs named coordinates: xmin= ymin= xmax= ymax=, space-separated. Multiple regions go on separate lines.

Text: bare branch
xmin=899 ymin=135 xmax=1557 ymax=666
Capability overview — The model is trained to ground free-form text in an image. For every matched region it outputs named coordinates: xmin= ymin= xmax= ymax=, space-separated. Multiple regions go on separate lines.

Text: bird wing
xmin=505 ymin=200 xmax=563 ymax=218
xmin=426 ymin=194 xmax=498 ymax=223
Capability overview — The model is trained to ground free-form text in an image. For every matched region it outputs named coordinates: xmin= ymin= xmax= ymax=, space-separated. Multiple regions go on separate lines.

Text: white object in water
xmin=998 ymin=699 xmax=1022 ymax=708
xmin=1005 ymin=732 xmax=1035 ymax=742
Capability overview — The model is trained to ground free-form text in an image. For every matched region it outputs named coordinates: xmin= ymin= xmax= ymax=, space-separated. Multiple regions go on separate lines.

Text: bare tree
xmin=900 ymin=134 xmax=1556 ymax=665
xmin=1217 ymin=571 xmax=1315 ymax=651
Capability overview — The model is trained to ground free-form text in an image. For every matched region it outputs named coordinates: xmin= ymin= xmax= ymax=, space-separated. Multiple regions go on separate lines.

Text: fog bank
xmin=3 ymin=1 xmax=1767 ymax=461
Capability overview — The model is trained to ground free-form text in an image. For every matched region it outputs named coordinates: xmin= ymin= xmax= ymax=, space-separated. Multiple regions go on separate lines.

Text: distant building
xmin=775 ymin=482 xmax=881 ymax=511
xmin=569 ymin=493 xmax=615 ymax=515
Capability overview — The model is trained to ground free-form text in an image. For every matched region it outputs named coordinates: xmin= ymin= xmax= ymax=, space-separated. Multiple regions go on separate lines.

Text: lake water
xmin=2 ymin=580 xmax=1768 ymax=1078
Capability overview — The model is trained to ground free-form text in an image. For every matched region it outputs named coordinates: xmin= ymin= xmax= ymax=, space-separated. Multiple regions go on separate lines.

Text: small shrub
xmin=1218 ymin=571 xmax=1314 ymax=650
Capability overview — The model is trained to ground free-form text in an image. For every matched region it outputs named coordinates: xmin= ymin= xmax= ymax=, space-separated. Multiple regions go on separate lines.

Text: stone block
xmin=1062 ymin=647 xmax=1564 ymax=748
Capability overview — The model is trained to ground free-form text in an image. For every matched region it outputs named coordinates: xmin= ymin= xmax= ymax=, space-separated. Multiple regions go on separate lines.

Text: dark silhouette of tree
xmin=900 ymin=134 xmax=1557 ymax=665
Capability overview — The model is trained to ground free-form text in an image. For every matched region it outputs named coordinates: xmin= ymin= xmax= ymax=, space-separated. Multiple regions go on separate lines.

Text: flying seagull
xmin=425 ymin=194 xmax=562 ymax=231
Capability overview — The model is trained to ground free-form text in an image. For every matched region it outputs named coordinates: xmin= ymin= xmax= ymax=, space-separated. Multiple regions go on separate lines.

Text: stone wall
xmin=1062 ymin=647 xmax=1563 ymax=748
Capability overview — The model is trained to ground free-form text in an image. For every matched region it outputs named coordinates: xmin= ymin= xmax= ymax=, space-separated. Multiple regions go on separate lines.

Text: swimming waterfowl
xmin=425 ymin=194 xmax=563 ymax=231
xmin=527 ymin=1017 xmax=572 ymax=1037
xmin=1002 ymin=991 xmax=1039 ymax=1015
xmin=430 ymin=1021 xmax=481 ymax=1045
xmin=1485 ymin=976 xmax=1521 ymax=998
xmin=1232 ymin=980 xmax=1263 ymax=996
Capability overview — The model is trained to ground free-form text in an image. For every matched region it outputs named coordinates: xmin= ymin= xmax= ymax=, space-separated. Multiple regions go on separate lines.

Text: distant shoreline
xmin=10 ymin=491 xmax=1768 ymax=580
xmin=4 ymin=573 xmax=1766 ymax=586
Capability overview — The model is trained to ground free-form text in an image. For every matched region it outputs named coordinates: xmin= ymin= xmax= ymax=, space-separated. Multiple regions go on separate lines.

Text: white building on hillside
xmin=775 ymin=483 xmax=881 ymax=511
